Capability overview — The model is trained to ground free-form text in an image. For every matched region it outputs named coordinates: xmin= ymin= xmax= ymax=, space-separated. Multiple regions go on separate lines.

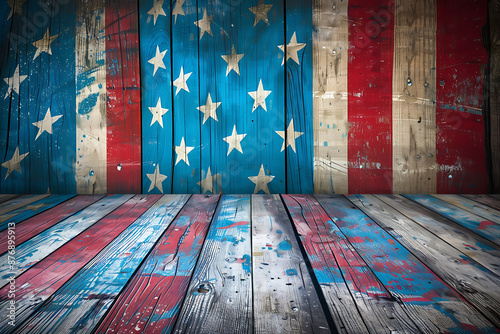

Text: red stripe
xmin=106 ymin=0 xmax=142 ymax=193
xmin=348 ymin=1 xmax=394 ymax=194
xmin=436 ymin=0 xmax=488 ymax=193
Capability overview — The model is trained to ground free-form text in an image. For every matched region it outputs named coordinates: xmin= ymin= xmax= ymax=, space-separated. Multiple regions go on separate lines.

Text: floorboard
xmin=433 ymin=194 xmax=500 ymax=224
xmin=461 ymin=194 xmax=500 ymax=211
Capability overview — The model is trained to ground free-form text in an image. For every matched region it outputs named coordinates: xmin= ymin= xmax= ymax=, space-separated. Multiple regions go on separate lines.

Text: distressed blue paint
xmin=285 ymin=0 xmax=313 ymax=193
xmin=140 ymin=0 xmax=173 ymax=194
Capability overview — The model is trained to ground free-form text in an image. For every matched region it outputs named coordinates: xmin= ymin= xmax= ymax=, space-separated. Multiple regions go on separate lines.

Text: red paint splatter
xmin=351 ymin=236 xmax=365 ymax=243
xmin=347 ymin=224 xmax=359 ymax=230
xmin=388 ymin=239 xmax=395 ymax=245
xmin=217 ymin=221 xmax=249 ymax=230
xmin=477 ymin=221 xmax=495 ymax=230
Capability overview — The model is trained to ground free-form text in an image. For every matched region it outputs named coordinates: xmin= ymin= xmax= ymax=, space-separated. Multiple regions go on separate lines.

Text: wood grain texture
xmin=392 ymin=0 xmax=437 ymax=194
xmin=106 ymin=0 xmax=142 ymax=193
xmin=461 ymin=194 xmax=500 ymax=211
xmin=313 ymin=0 xmax=349 ymax=194
xmin=0 ymin=194 xmax=49 ymax=216
xmin=174 ymin=195 xmax=252 ymax=333
xmin=0 ymin=195 xmax=19 ymax=203
xmin=433 ymin=194 xmax=500 ymax=224
xmin=376 ymin=194 xmax=500 ymax=277
xmin=0 ymin=195 xmax=103 ymax=248
xmin=75 ymin=0 xmax=107 ymax=194
xmin=405 ymin=194 xmax=500 ymax=246
xmin=316 ymin=194 xmax=497 ymax=333
xmin=283 ymin=194 xmax=419 ymax=334
xmin=252 ymin=194 xmax=330 ymax=333
xmin=349 ymin=194 xmax=500 ymax=328
xmin=16 ymin=195 xmax=190 ymax=334
xmin=0 ymin=194 xmax=133 ymax=284
xmin=0 ymin=195 xmax=161 ymax=334
xmin=489 ymin=0 xmax=500 ymax=193
xmin=96 ymin=194 xmax=219 ymax=333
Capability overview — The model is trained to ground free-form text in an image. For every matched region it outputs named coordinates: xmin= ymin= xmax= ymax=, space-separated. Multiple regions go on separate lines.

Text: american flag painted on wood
xmin=0 ymin=0 xmax=489 ymax=194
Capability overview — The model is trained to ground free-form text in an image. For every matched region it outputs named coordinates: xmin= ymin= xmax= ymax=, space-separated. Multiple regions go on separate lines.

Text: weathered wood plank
xmin=0 ymin=194 xmax=133 ymax=284
xmin=0 ymin=195 xmax=75 ymax=232
xmin=96 ymin=194 xmax=219 ymax=333
xmin=376 ymin=194 xmax=500 ymax=277
xmin=106 ymin=0 xmax=142 ymax=193
xmin=349 ymin=194 xmax=500 ymax=328
xmin=433 ymin=194 xmax=500 ymax=224
xmin=313 ymin=0 xmax=349 ymax=194
xmin=490 ymin=194 xmax=500 ymax=200
xmin=0 ymin=195 xmax=103 ymax=248
xmin=174 ymin=195 xmax=252 ymax=334
xmin=0 ymin=195 xmax=19 ymax=204
xmin=252 ymin=195 xmax=330 ymax=333
xmin=283 ymin=195 xmax=419 ymax=334
xmin=489 ymin=0 xmax=500 ymax=193
xmin=75 ymin=0 xmax=107 ymax=194
xmin=16 ymin=194 xmax=190 ymax=334
xmin=392 ymin=0 xmax=437 ymax=194
xmin=461 ymin=194 xmax=500 ymax=211
xmin=0 ymin=195 xmax=161 ymax=333
xmin=0 ymin=194 xmax=50 ymax=216
xmin=404 ymin=194 xmax=500 ymax=246
xmin=316 ymin=194 xmax=497 ymax=333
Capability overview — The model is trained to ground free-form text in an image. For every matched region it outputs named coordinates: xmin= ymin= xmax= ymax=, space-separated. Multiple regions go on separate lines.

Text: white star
xmin=194 ymin=9 xmax=214 ymax=39
xmin=3 ymin=65 xmax=27 ymax=99
xmin=148 ymin=46 xmax=167 ymax=76
xmin=198 ymin=167 xmax=219 ymax=194
xmin=197 ymin=93 xmax=221 ymax=124
xmin=175 ymin=137 xmax=194 ymax=166
xmin=249 ymin=0 xmax=273 ymax=27
xmin=223 ymin=125 xmax=247 ymax=156
xmin=147 ymin=164 xmax=168 ymax=193
xmin=248 ymin=79 xmax=272 ymax=112
xmin=221 ymin=45 xmax=244 ymax=76
xmin=275 ymin=119 xmax=304 ymax=152
xmin=278 ymin=32 xmax=306 ymax=65
xmin=248 ymin=164 xmax=274 ymax=194
xmin=148 ymin=0 xmax=166 ymax=25
xmin=32 ymin=108 xmax=63 ymax=140
xmin=6 ymin=0 xmax=26 ymax=20
xmin=172 ymin=0 xmax=186 ymax=24
xmin=149 ymin=97 xmax=169 ymax=127
xmin=2 ymin=147 xmax=29 ymax=180
xmin=32 ymin=29 xmax=58 ymax=60
xmin=173 ymin=66 xmax=192 ymax=95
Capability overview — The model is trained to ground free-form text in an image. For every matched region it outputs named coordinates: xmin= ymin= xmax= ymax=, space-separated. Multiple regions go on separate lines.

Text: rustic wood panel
xmin=252 ymin=194 xmax=330 ymax=333
xmin=0 ymin=194 xmax=49 ymax=216
xmin=392 ymin=0 xmax=437 ymax=194
xmin=174 ymin=195 xmax=252 ymax=333
xmin=489 ymin=0 xmax=500 ymax=193
xmin=433 ymin=194 xmax=500 ymax=224
xmin=317 ymin=194 xmax=497 ymax=333
xmin=349 ymin=194 xmax=500 ymax=328
xmin=105 ymin=0 xmax=142 ymax=193
xmin=0 ymin=195 xmax=160 ymax=333
xmin=75 ymin=0 xmax=107 ymax=194
xmin=16 ymin=195 xmax=190 ymax=333
xmin=376 ymin=194 xmax=500 ymax=277
xmin=0 ymin=194 xmax=132 ymax=284
xmin=283 ymin=194 xmax=419 ymax=333
xmin=313 ymin=0 xmax=349 ymax=194
xmin=461 ymin=194 xmax=500 ymax=211
xmin=0 ymin=195 xmax=19 ymax=203
xmin=405 ymin=194 xmax=500 ymax=246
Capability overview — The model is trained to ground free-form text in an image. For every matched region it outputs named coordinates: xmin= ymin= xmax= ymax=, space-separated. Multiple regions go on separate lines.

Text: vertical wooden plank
xmin=252 ymin=195 xmax=330 ymax=333
xmin=489 ymin=0 xmax=500 ymax=193
xmin=174 ymin=195 xmax=252 ymax=333
xmin=317 ymin=195 xmax=497 ymax=333
xmin=0 ymin=195 xmax=104 ymax=248
xmin=106 ymin=0 xmax=142 ymax=193
xmin=461 ymin=194 xmax=500 ymax=211
xmin=347 ymin=0 xmax=394 ymax=194
xmin=313 ymin=0 xmax=349 ymax=194
xmin=404 ymin=194 xmax=500 ymax=246
xmin=75 ymin=0 xmax=107 ymax=194
xmin=283 ymin=195 xmax=419 ymax=334
xmin=285 ymin=0 xmax=313 ymax=193
xmin=436 ymin=0 xmax=488 ymax=193
xmin=140 ymin=0 xmax=173 ymax=194
xmin=96 ymin=194 xmax=219 ymax=333
xmin=15 ymin=195 xmax=189 ymax=334
xmin=0 ymin=195 xmax=161 ymax=333
xmin=377 ymin=194 xmax=500 ymax=277
xmin=392 ymin=0 xmax=437 ymax=194
xmin=349 ymin=194 xmax=500 ymax=328
xmin=0 ymin=194 xmax=133 ymax=283
xmin=0 ymin=194 xmax=49 ymax=216
xmin=433 ymin=194 xmax=500 ymax=223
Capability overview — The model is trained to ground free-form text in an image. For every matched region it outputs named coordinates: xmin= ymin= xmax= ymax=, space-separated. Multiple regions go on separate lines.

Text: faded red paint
xmin=477 ymin=221 xmax=495 ymax=230
xmin=217 ymin=220 xmax=249 ymax=229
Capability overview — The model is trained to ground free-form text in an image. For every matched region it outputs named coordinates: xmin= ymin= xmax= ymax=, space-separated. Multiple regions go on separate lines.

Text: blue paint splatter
xmin=278 ymin=239 xmax=292 ymax=251
xmin=241 ymin=254 xmax=251 ymax=275
xmin=78 ymin=93 xmax=99 ymax=115
xmin=286 ymin=269 xmax=297 ymax=276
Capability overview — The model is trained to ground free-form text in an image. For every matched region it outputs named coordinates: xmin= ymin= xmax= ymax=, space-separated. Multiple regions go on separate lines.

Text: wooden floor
xmin=0 ymin=194 xmax=499 ymax=333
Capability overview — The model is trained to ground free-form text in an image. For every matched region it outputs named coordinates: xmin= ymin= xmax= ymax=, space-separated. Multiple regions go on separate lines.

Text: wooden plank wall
xmin=0 ymin=0 xmax=492 ymax=195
